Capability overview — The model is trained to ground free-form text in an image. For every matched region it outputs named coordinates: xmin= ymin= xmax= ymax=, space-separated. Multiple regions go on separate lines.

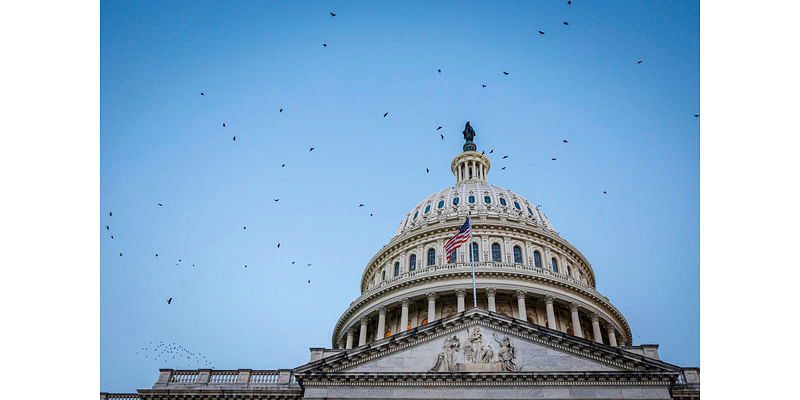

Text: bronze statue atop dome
xmin=462 ymin=121 xmax=477 ymax=152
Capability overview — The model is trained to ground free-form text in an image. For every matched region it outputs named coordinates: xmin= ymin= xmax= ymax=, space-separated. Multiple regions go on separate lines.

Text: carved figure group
xmin=464 ymin=327 xmax=494 ymax=363
xmin=430 ymin=335 xmax=461 ymax=372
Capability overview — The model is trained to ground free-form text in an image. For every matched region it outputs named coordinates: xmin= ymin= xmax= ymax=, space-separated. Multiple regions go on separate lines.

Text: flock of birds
xmin=137 ymin=341 xmax=213 ymax=368
xmin=108 ymin=4 xmax=698 ymax=368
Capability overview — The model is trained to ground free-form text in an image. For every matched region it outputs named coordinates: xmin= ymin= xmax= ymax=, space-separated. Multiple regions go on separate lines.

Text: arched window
xmin=394 ymin=262 xmax=400 ymax=276
xmin=471 ymin=242 xmax=479 ymax=262
xmin=484 ymin=196 xmax=492 ymax=204
xmin=565 ymin=264 xmax=571 ymax=276
xmin=491 ymin=243 xmax=502 ymax=262
xmin=409 ymin=254 xmax=417 ymax=271
xmin=534 ymin=251 xmax=542 ymax=268
xmin=453 ymin=197 xmax=459 ymax=205
xmin=551 ymin=258 xmax=558 ymax=273
xmin=427 ymin=248 xmax=436 ymax=266
xmin=513 ymin=246 xmax=522 ymax=263
xmin=382 ymin=270 xmax=386 ymax=281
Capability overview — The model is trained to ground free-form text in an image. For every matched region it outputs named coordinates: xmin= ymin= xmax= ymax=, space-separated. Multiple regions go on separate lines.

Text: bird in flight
xmin=426 ymin=168 xmax=429 ymax=173
xmin=307 ymin=280 xmax=311 ymax=284
xmin=563 ymin=139 xmax=568 ymax=143
xmin=481 ymin=151 xmax=485 ymax=155
xmin=502 ymin=155 xmax=508 ymax=159
xmin=200 ymin=92 xmax=205 ymax=96
xmin=358 ymin=203 xmax=365 ymax=207
xmin=538 ymin=30 xmax=545 ymax=35
xmin=158 ymin=203 xmax=163 ymax=206
xmin=503 ymin=71 xmax=509 ymax=75
xmin=243 ymin=226 xmax=246 ymax=230
xmin=481 ymin=84 xmax=487 ymax=88
xmin=222 ymin=122 xmax=226 ymax=127
xmin=274 ymin=198 xmax=279 ymax=202
xmin=307 ymin=264 xmax=312 ymax=266
xmin=637 ymin=60 xmax=643 ymax=64
xmin=694 ymin=114 xmax=699 ymax=117
xmin=489 ymin=149 xmax=494 ymax=154
xmin=281 ymin=163 xmax=285 ymax=167
xmin=167 ymin=298 xmax=172 ymax=304
xmin=279 ymin=108 xmax=283 ymax=112
xmin=277 ymin=243 xmax=280 ymax=248
xmin=106 ymin=225 xmax=109 ymax=230
xmin=369 ymin=213 xmax=373 ymax=216
xmin=436 ymin=126 xmax=442 ymax=130
xmin=440 ymin=134 xmax=444 ymax=140
xmin=330 ymin=12 xmax=336 ymax=17
xmin=603 ymin=191 xmax=607 ymax=195
xmin=109 ymin=211 xmax=112 ymax=216
xmin=244 ymin=265 xmax=247 ymax=268
xmin=322 ymin=43 xmax=327 ymax=47
xmin=232 ymin=136 xmax=236 ymax=141
xmin=309 ymin=147 xmax=314 ymax=151
xmin=501 ymin=167 xmax=506 ymax=170
xmin=119 ymin=252 xmax=123 ymax=256
xmin=437 ymin=69 xmax=442 ymax=73
xmin=110 ymin=235 xmax=114 ymax=239
xmin=568 ymin=1 xmax=572 ymax=4
xmin=563 ymin=21 xmax=569 ymax=25
xmin=383 ymin=112 xmax=388 ymax=117
xmin=551 ymin=158 xmax=557 ymax=160
xmin=155 ymin=254 xmax=158 ymax=257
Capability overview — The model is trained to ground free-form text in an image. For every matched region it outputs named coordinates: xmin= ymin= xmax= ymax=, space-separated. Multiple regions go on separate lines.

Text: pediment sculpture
xmin=430 ymin=327 xmax=518 ymax=372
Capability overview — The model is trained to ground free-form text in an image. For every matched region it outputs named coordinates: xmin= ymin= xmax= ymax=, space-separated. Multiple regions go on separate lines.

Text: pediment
xmin=295 ymin=309 xmax=678 ymax=375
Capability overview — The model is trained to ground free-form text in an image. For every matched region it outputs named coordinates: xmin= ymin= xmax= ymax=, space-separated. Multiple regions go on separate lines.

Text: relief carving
xmin=430 ymin=327 xmax=518 ymax=372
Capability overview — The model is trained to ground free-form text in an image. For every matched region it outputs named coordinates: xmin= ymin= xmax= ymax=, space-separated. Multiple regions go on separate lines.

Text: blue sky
xmin=101 ymin=0 xmax=698 ymax=391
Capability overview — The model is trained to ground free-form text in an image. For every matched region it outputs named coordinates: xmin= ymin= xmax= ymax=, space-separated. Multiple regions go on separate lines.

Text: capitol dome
xmin=332 ymin=132 xmax=632 ymax=351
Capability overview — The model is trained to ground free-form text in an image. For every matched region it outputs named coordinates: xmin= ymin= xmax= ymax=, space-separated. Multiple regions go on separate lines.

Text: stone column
xmin=426 ymin=292 xmax=438 ymax=322
xmin=456 ymin=288 xmax=466 ymax=312
xmin=358 ymin=317 xmax=368 ymax=346
xmin=346 ymin=327 xmax=354 ymax=349
xmin=486 ymin=287 xmax=497 ymax=312
xmin=605 ymin=325 xmax=618 ymax=347
xmin=544 ymin=295 xmax=557 ymax=329
xmin=516 ymin=290 xmax=527 ymax=321
xmin=569 ymin=303 xmax=583 ymax=338
xmin=591 ymin=314 xmax=603 ymax=344
xmin=376 ymin=306 xmax=387 ymax=341
xmin=400 ymin=298 xmax=410 ymax=332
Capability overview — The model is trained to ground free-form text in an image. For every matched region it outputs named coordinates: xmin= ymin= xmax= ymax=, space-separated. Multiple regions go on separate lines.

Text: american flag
xmin=445 ymin=217 xmax=471 ymax=263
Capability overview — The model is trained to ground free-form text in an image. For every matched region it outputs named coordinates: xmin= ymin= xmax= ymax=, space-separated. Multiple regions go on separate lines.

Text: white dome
xmin=393 ymin=181 xmax=554 ymax=238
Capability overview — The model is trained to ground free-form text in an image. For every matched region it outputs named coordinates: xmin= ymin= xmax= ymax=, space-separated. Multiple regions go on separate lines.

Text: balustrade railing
xmin=154 ymin=369 xmax=298 ymax=389
xmin=102 ymin=395 xmax=140 ymax=400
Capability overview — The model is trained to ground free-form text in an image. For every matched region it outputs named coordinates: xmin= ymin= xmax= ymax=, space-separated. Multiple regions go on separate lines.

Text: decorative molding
xmin=485 ymin=287 xmax=496 ymax=297
xmin=455 ymin=288 xmax=467 ymax=298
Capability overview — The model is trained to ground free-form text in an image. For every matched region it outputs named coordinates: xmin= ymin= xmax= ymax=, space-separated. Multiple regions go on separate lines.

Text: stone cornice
xmin=297 ymin=371 xmax=678 ymax=387
xmin=360 ymin=219 xmax=596 ymax=291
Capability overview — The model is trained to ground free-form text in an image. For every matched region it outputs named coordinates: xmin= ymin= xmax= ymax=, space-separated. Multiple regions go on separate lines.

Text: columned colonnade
xmin=342 ymin=287 xmax=622 ymax=349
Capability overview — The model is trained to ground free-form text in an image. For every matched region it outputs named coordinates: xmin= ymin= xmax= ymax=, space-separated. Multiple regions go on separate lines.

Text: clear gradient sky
xmin=101 ymin=0 xmax=699 ymax=392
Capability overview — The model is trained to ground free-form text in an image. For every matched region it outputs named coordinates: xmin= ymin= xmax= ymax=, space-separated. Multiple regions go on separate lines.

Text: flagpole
xmin=469 ymin=213 xmax=477 ymax=308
